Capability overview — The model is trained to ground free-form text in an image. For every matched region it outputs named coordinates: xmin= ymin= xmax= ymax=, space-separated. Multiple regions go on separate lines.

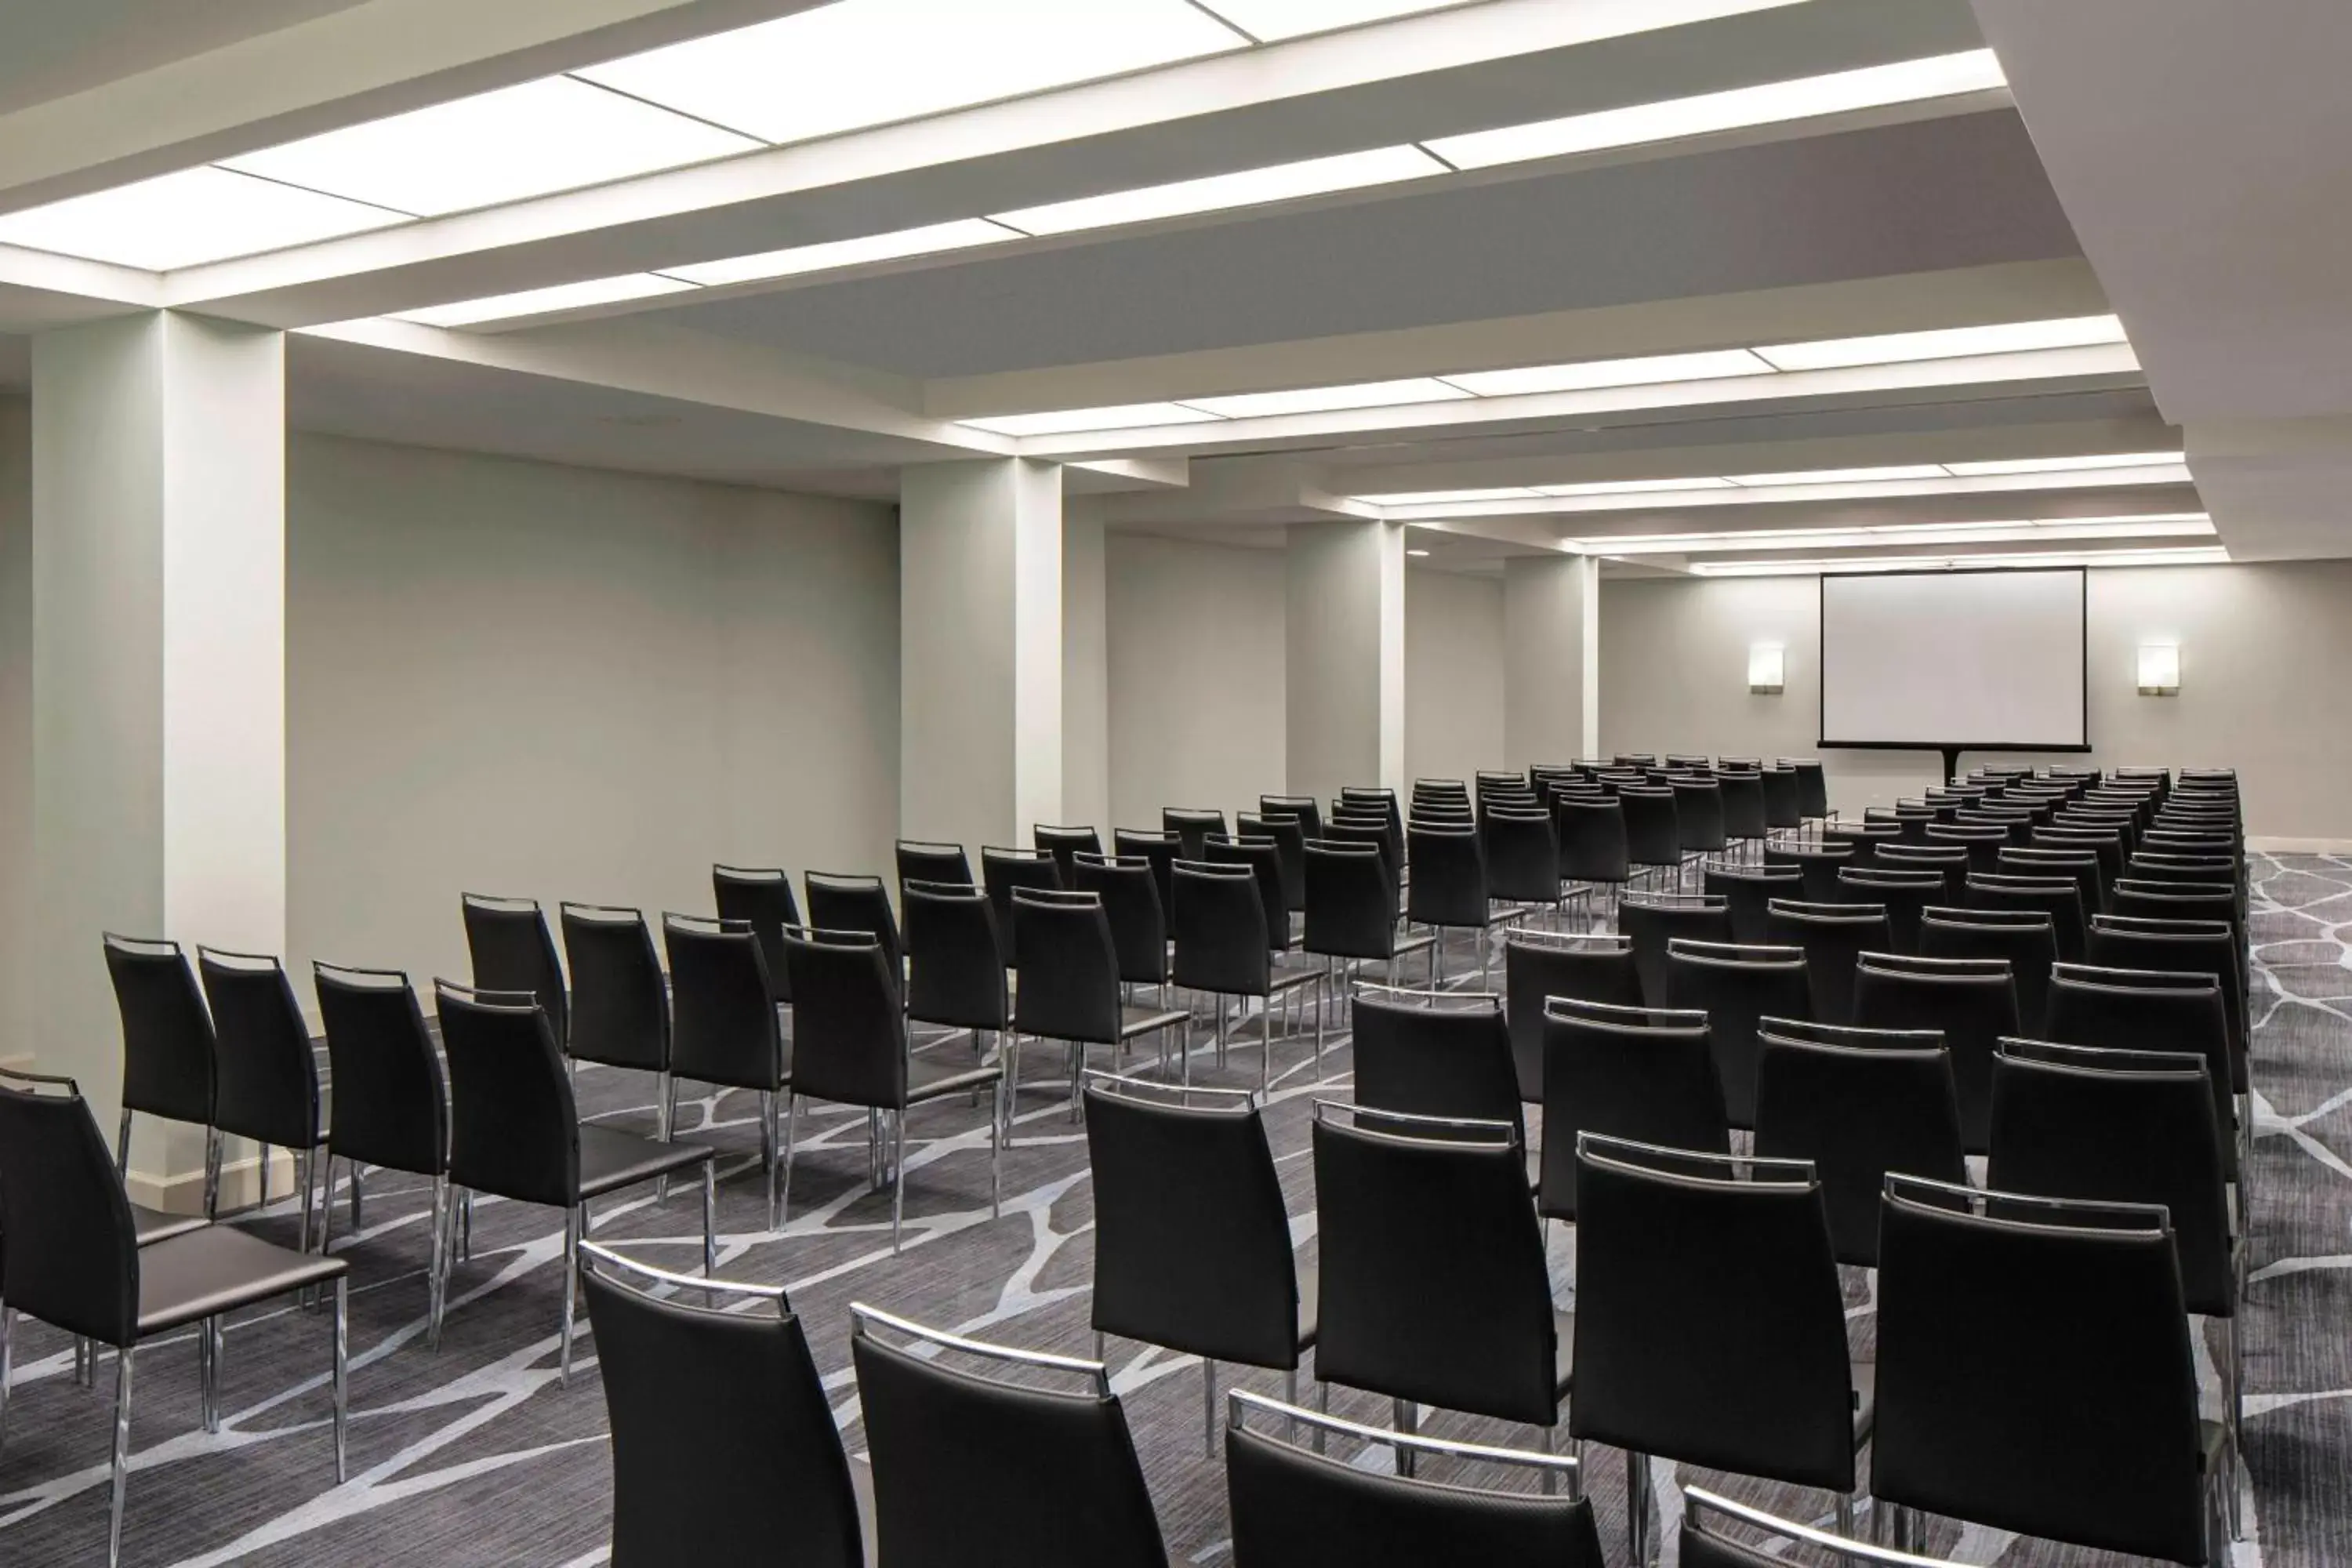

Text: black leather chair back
xmin=1538 ymin=999 xmax=1728 ymax=1219
xmin=1918 ymin=907 xmax=2057 ymax=1035
xmin=561 ymin=904 xmax=670 ymax=1072
xmin=1073 ymin=853 xmax=1170 ymax=986
xmin=1662 ymin=939 xmax=1812 ymax=1128
xmin=1875 ymin=1181 xmax=2208 ymax=1564
xmin=2000 ymin=848 xmax=2105 ymax=919
xmin=2034 ymin=827 xmax=2125 ymax=897
xmin=854 ymin=1319 xmax=1166 ymax=1568
xmin=198 ymin=947 xmax=321 ymax=1150
xmin=462 ymin=894 xmax=568 ymax=1046
xmin=582 ymin=1258 xmax=862 ymax=1568
xmin=1312 ymin=1107 xmax=1558 ymax=1425
xmin=1852 ymin=953 xmax=2018 ymax=1154
xmin=2088 ymin=915 xmax=2247 ymax=1089
xmin=1555 ymin=797 xmax=1631 ymax=886
xmin=1236 ymin=814 xmax=1308 ymax=913
xmin=1759 ymin=766 xmax=1802 ymax=830
xmin=1481 ymin=809 xmax=1559 ymax=905
xmin=1617 ymin=786 xmax=1682 ymax=869
xmin=1012 ymin=890 xmax=1123 ymax=1044
xmin=982 ymin=847 xmax=1063 ymax=939
xmin=804 ymin=873 xmax=901 ymax=976
xmin=895 ymin=839 xmax=973 ymax=893
xmin=1834 ymin=867 xmax=1940 ymax=953
xmin=0 ymin=1069 xmax=139 ymax=1345
xmin=439 ymin=982 xmax=579 ymax=1210
xmin=2111 ymin=881 xmax=2241 ymax=953
xmin=1761 ymin=843 xmax=1852 ymax=904
xmin=713 ymin=865 xmax=797 ymax=1004
xmin=1668 ymin=778 xmax=1726 ymax=854
xmin=1763 ymin=899 xmax=1890 ymax=1028
xmin=2046 ymin=963 xmax=2235 ymax=1174
xmin=1752 ymin=1022 xmax=1963 ymax=1267
xmin=1786 ymin=760 xmax=1830 ymax=819
xmin=1926 ymin=822 xmax=2009 ymax=874
xmin=1715 ymin=771 xmax=1767 ymax=844
xmin=1172 ymin=862 xmax=1272 ymax=997
xmin=1704 ymin=865 xmax=1801 ymax=945
xmin=1301 ymin=842 xmax=1402 ymax=962
xmin=1112 ymin=829 xmax=1181 ymax=916
xmin=1502 ymin=935 xmax=1639 ymax=1102
xmin=1353 ymin=991 xmax=1523 ymax=1142
xmin=1964 ymin=874 xmax=2086 ymax=961
xmin=1821 ymin=822 xmax=1899 ymax=869
xmin=1573 ymin=1138 xmax=1857 ymax=1492
xmin=663 ymin=915 xmax=786 ymax=1092
xmin=1321 ymin=818 xmax=1399 ymax=884
xmin=1207 ymin=835 xmax=1292 ymax=949
xmin=1261 ymin=794 xmax=1324 ymax=840
xmin=103 ymin=934 xmax=216 ymax=1127
xmin=779 ymin=931 xmax=904 ymax=1110
xmin=1085 ymin=1081 xmax=1300 ymax=1368
xmin=1033 ymin=824 xmax=1101 ymax=886
xmin=314 ymin=963 xmax=448 ymax=1177
xmin=1618 ymin=895 xmax=1733 ymax=1007
xmin=1163 ymin=807 xmax=1228 ymax=864
xmin=1872 ymin=843 xmax=1969 ymax=901
xmin=902 ymin=880 xmax=1009 ymax=1033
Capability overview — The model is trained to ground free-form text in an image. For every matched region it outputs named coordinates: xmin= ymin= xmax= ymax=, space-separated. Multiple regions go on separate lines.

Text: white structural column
xmin=1060 ymin=504 xmax=1111 ymax=834
xmin=32 ymin=310 xmax=287 ymax=1209
xmin=1286 ymin=520 xmax=1406 ymax=804
xmin=899 ymin=458 xmax=1069 ymax=850
xmin=1504 ymin=554 xmax=1599 ymax=766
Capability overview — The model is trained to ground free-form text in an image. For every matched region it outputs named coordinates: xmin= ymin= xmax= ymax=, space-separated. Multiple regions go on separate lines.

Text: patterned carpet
xmin=2 ymin=854 xmax=2347 ymax=1566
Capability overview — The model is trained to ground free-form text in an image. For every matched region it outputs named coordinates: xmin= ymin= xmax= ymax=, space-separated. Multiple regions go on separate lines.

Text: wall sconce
xmin=2137 ymin=642 xmax=2181 ymax=696
xmin=1748 ymin=643 xmax=1786 ymax=695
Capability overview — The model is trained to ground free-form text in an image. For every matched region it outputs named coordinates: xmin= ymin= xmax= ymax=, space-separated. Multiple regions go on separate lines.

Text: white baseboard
xmin=2247 ymin=837 xmax=2352 ymax=855
xmin=127 ymin=1145 xmax=302 ymax=1216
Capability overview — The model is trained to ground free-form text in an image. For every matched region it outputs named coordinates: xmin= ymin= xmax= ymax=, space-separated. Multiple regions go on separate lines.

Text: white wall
xmin=1406 ymin=566 xmax=1505 ymax=786
xmin=287 ymin=434 xmax=898 ymax=1000
xmin=1600 ymin=564 xmax=2352 ymax=840
xmin=1105 ymin=531 xmax=1287 ymax=829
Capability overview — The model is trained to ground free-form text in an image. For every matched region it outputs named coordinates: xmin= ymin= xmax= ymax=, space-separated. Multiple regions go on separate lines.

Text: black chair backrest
xmin=1682 ymin=1488 xmax=1923 ymax=1568
xmin=1751 ymin=1020 xmax=1963 ymax=1267
xmin=1759 ymin=765 xmax=1803 ymax=829
xmin=1033 ymin=824 xmax=1102 ymax=886
xmin=1851 ymin=953 xmax=2019 ymax=1154
xmin=1011 ymin=890 xmax=1124 ymax=1044
xmin=1833 ymin=867 xmax=1940 ymax=953
xmin=1999 ymin=847 xmax=2104 ymax=918
xmin=1236 ymin=812 xmax=1308 ymax=913
xmin=1875 ymin=1179 xmax=2208 ymax=1564
xmin=581 ymin=1251 xmax=862 ymax=1568
xmin=1668 ymin=778 xmax=1726 ymax=852
xmin=1918 ymin=906 xmax=2057 ymax=1034
xmin=1715 ymin=771 xmax=1768 ymax=843
xmin=1301 ymin=840 xmax=1402 ymax=961
xmin=1406 ymin=823 xmax=1487 ymax=927
xmin=1872 ymin=842 xmax=1969 ymax=900
xmin=1964 ymin=874 xmax=2087 ymax=961
xmin=804 ymin=872 xmax=901 ymax=975
xmin=1555 ymin=797 xmax=1631 ymax=885
xmin=1785 ymin=759 xmax=1830 ymax=818
xmin=1084 ymin=1078 xmax=1300 ymax=1368
xmin=779 ymin=930 xmax=904 ymax=1110
xmin=662 ymin=914 xmax=785 ymax=1092
xmin=895 ymin=838 xmax=973 ymax=893
xmin=1617 ymin=786 xmax=1682 ymax=867
xmin=982 ymin=846 xmax=1063 ymax=939
xmin=461 ymin=894 xmax=568 ymax=1046
xmin=1164 ymin=807 xmax=1228 ymax=863
xmin=1926 ymin=822 xmax=2010 ymax=873
xmin=0 ymin=1069 xmax=139 ymax=1345
xmin=1703 ymin=865 xmax=1802 ymax=945
xmin=2045 ymin=962 xmax=2235 ymax=1171
xmin=1481 ymin=808 xmax=1560 ymax=905
xmin=902 ymin=880 xmax=1010 ymax=1033
xmin=561 ymin=903 xmax=670 ymax=1072
xmin=197 ymin=947 xmax=321 ymax=1149
xmin=1761 ymin=843 xmax=1852 ymax=903
xmin=1501 ymin=933 xmax=1639 ymax=1102
xmin=1573 ymin=1137 xmax=1857 ymax=1493
xmin=1618 ymin=894 xmax=1733 ymax=1007
xmin=438 ymin=981 xmax=579 ymax=1210
xmin=1072 ymin=853 xmax=1170 ymax=986
xmin=1207 ymin=835 xmax=1293 ymax=949
xmin=1663 ymin=939 xmax=1812 ymax=1128
xmin=104 ymin=933 xmax=216 ymax=1127
xmin=314 ymin=962 xmax=449 ymax=1177
xmin=1113 ymin=828 xmax=1181 ymax=915
xmin=1353 ymin=989 xmax=1523 ymax=1142
xmin=1261 ymin=794 xmax=1323 ymax=840
xmin=713 ymin=865 xmax=798 ymax=1004
xmin=1823 ymin=822 xmax=1900 ymax=868
xmin=853 ymin=1310 xmax=1166 ymax=1568
xmin=1320 ymin=818 xmax=1398 ymax=883
xmin=1312 ymin=1105 xmax=1559 ymax=1425
xmin=1539 ymin=998 xmax=1728 ymax=1219
xmin=2087 ymin=915 xmax=2247 ymax=1087
xmin=1762 ymin=898 xmax=1890 ymax=1028
xmin=1172 ymin=862 xmax=1272 ymax=997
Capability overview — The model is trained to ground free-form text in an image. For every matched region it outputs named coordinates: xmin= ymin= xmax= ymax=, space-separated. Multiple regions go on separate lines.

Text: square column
xmin=33 ymin=310 xmax=287 ymax=1209
xmin=1504 ymin=554 xmax=1599 ymax=767
xmin=1286 ymin=519 xmax=1406 ymax=803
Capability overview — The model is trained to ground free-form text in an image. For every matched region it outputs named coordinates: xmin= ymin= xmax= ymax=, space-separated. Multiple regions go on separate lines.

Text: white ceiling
xmin=0 ymin=0 xmax=370 ymax=118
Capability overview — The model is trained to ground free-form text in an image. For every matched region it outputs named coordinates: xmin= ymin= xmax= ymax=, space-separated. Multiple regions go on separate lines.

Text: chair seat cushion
xmin=1295 ymin=1258 xmax=1319 ymax=1351
xmin=1852 ymin=1359 xmax=1875 ymax=1443
xmin=904 ymin=1054 xmax=1003 ymax=1105
xmin=1116 ymin=1004 xmax=1189 ymax=1041
xmin=1554 ymin=1309 xmax=1575 ymax=1399
xmin=132 ymin=1204 xmax=210 ymax=1247
xmin=137 ymin=1225 xmax=350 ymax=1336
xmin=579 ymin=1123 xmax=716 ymax=1200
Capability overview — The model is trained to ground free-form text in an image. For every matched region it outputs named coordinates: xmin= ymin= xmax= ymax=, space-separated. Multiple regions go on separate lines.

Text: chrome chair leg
xmin=257 ymin=1142 xmax=270 ymax=1210
xmin=426 ymin=1174 xmax=449 ymax=1352
xmin=764 ymin=1091 xmax=783 ymax=1231
xmin=701 ymin=1160 xmax=717 ymax=1277
xmin=108 ymin=1347 xmax=135 ymax=1568
xmin=198 ymin=1316 xmax=219 ymax=1433
xmin=1202 ymin=1357 xmax=1218 ymax=1457
xmin=320 ymin=1156 xmax=337 ymax=1258
xmin=1627 ymin=1450 xmax=1653 ymax=1566
xmin=1315 ymin=1377 xmax=1330 ymax=1454
xmin=297 ymin=1148 xmax=316 ymax=1259
xmin=0 ymin=1303 xmax=12 ymax=1445
xmin=1067 ymin=1039 xmax=1085 ymax=1124
xmin=460 ymin=1189 xmax=474 ymax=1263
xmin=2224 ymin=1313 xmax=2246 ymax=1537
xmin=559 ymin=1206 xmax=581 ymax=1386
xmin=1394 ymin=1398 xmax=1417 ymax=1477
xmin=779 ymin=1094 xmax=801 ymax=1228
xmin=350 ymin=1160 xmax=365 ymax=1232
xmin=989 ymin=1077 xmax=1004 ymax=1219
xmin=1836 ymin=1490 xmax=1856 ymax=1538
xmin=202 ymin=1127 xmax=222 ymax=1221
xmin=656 ymin=1070 xmax=676 ymax=1202
xmin=890 ymin=1107 xmax=909 ymax=1255
xmin=332 ymin=1277 xmax=348 ymax=1483
xmin=117 ymin=1109 xmax=134 ymax=1179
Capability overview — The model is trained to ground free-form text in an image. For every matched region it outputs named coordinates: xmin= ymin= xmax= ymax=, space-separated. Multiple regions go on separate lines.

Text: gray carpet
xmin=2 ymin=854 xmax=2346 ymax=1566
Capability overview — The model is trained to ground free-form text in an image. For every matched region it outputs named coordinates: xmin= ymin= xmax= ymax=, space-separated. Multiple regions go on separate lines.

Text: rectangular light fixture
xmin=1443 ymin=350 xmax=1773 ymax=397
xmin=1754 ymin=314 xmax=2129 ymax=372
xmin=1182 ymin=377 xmax=1471 ymax=418
xmin=960 ymin=402 xmax=1227 ymax=437
xmin=1943 ymin=450 xmax=2187 ymax=477
xmin=991 ymin=144 xmax=1446 ymax=235
xmin=575 ymin=0 xmax=1243 ymax=148
xmin=1192 ymin=0 xmax=1477 ymax=42
xmin=1359 ymin=487 xmax=1542 ymax=503
xmin=1567 ymin=515 xmax=2216 ymax=557
xmin=392 ymin=273 xmax=698 ymax=328
xmin=0 ymin=165 xmax=405 ymax=270
xmin=1748 ymin=644 xmax=1786 ymax=695
xmin=223 ymin=78 xmax=761 ymax=218
xmin=2137 ymin=643 xmax=2181 ymax=696
xmin=1536 ymin=477 xmax=1740 ymax=496
xmin=1691 ymin=546 xmax=2230 ymax=577
xmin=1724 ymin=464 xmax=1950 ymax=487
xmin=667 ymin=220 xmax=1022 ymax=286
xmin=1425 ymin=49 xmax=2006 ymax=170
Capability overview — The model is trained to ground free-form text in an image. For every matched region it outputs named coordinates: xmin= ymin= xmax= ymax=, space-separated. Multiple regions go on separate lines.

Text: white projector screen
xmin=1820 ymin=568 xmax=2088 ymax=750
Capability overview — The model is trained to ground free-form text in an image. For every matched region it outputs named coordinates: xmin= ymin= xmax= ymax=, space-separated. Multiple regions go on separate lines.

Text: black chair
xmin=1406 ymin=822 xmax=1503 ymax=985
xmin=2000 ymin=846 xmax=2105 ymax=918
xmin=1617 ymin=893 xmax=1733 ymax=1007
xmin=1300 ymin=842 xmax=1433 ymax=1073
xmin=2046 ymin=963 xmax=2238 ymax=1178
xmin=1704 ymin=864 xmax=1801 ymax=945
xmin=1668 ymin=777 xmax=1728 ymax=875
xmin=1682 ymin=1487 xmax=1955 ymax=1568
xmin=2111 ymin=880 xmax=2245 ymax=956
xmin=461 ymin=892 xmax=568 ymax=1044
xmin=1852 ymin=953 xmax=2019 ymax=1154
xmin=1964 ymin=873 xmax=2087 ymax=961
xmin=713 ymin=864 xmax=799 ymax=1005
xmin=1238 ymin=812 xmax=1310 ymax=915
xmin=1085 ymin=1075 xmax=1314 ymax=1454
xmin=663 ymin=913 xmax=793 ymax=1227
xmin=1873 ymin=1177 xmax=2230 ymax=1564
xmin=102 ymin=934 xmax=220 ymax=1216
xmin=2089 ymin=914 xmax=2249 ymax=1097
xmin=895 ymin=838 xmax=973 ymax=892
xmin=1538 ymin=998 xmax=1729 ymax=1220
xmin=1261 ymin=794 xmax=1324 ymax=840
xmin=1873 ymin=843 xmax=1969 ymax=902
xmin=560 ymin=902 xmax=673 ymax=1135
xmin=1312 ymin=1103 xmax=1569 ymax=1455
xmin=902 ymin=879 xmax=1010 ymax=1050
xmin=1918 ymin=906 xmax=2057 ymax=1036
xmin=1926 ymin=822 xmax=2009 ymax=874
xmin=1555 ymin=797 xmax=1632 ymax=924
xmin=852 ymin=1305 xmax=1167 ymax=1568
xmin=579 ymin=1244 xmax=865 ymax=1568
xmin=1573 ymin=1135 xmax=1872 ymax=1562
xmin=1502 ymin=931 xmax=1639 ymax=1103
xmin=1784 ymin=758 xmax=1831 ymax=826
xmin=1073 ymin=851 xmax=1174 ymax=997
xmin=1034 ymin=823 xmax=1102 ymax=885
xmin=1225 ymin=1391 xmax=1600 ymax=1565
xmin=1752 ymin=1018 xmax=1965 ymax=1267
xmin=1762 ymin=842 xmax=1852 ymax=904
xmin=0 ymin=1069 xmax=349 ymax=1568
xmin=1715 ymin=769 xmax=1769 ymax=862
xmin=777 ymin=928 xmax=1004 ymax=1251
xmin=1618 ymin=786 xmax=1684 ymax=891
xmin=436 ymin=982 xmax=713 ymax=1381
xmin=1765 ymin=898 xmax=1891 ymax=1027
xmin=1173 ymin=862 xmax=1319 ymax=1091
xmin=1352 ymin=986 xmax=1523 ymax=1142
xmin=1207 ymin=834 xmax=1297 ymax=956
xmin=313 ymin=961 xmax=453 ymax=1338
xmin=1012 ymin=889 xmax=1188 ymax=1116
xmin=1759 ymin=765 xmax=1803 ymax=833
xmin=196 ymin=947 xmax=327 ymax=1244
xmin=1663 ymin=939 xmax=1812 ymax=1128
xmin=1483 ymin=808 xmax=1562 ymax=914
xmin=1165 ymin=806 xmax=1229 ymax=862
xmin=1822 ymin=822 xmax=1900 ymax=868
xmin=982 ymin=846 xmax=1063 ymax=941
xmin=804 ymin=871 xmax=902 ymax=976
xmin=1835 ymin=867 xmax=1940 ymax=953
xmin=1114 ymin=828 xmax=1182 ymax=916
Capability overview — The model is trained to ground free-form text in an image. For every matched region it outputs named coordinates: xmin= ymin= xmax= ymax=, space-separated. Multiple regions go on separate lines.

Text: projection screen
xmin=1819 ymin=568 xmax=2089 ymax=750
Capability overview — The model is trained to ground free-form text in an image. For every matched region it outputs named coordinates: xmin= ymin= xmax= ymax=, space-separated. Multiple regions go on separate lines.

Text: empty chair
xmin=895 ymin=838 xmax=973 ymax=892
xmin=1763 ymin=842 xmax=1853 ymax=903
xmin=1573 ymin=1136 xmax=1873 ymax=1563
xmin=1873 ymin=1178 xmax=2230 ymax=1564
xmin=1664 ymin=939 xmax=1813 ymax=1128
xmin=1668 ymin=776 xmax=1728 ymax=873
xmin=1033 ymin=823 xmax=1102 ymax=885
xmin=1174 ymin=862 xmax=1319 ymax=1091
xmin=1352 ymin=987 xmax=1523 ymax=1140
xmin=1965 ymin=873 xmax=2087 ymax=962
xmin=778 ymin=928 xmax=1004 ymax=1252
xmin=1538 ymin=999 xmax=1729 ymax=1220
xmin=579 ymin=1244 xmax=865 ymax=1568
xmin=1822 ymin=822 xmax=1900 ymax=868
xmin=1085 ymin=1076 xmax=1314 ymax=1455
xmin=1760 ymin=764 xmax=1804 ymax=833
xmin=1482 ymin=807 xmax=1562 ymax=913
xmin=103 ymin=934 xmax=220 ymax=1214
xmin=1207 ymin=834 xmax=1295 ymax=956
xmin=1261 ymin=793 xmax=1323 ymax=840
xmin=1853 ymin=953 xmax=2018 ymax=1153
xmin=1783 ymin=759 xmax=1832 ymax=826
xmin=981 ymin=846 xmax=1062 ymax=939
xmin=1072 ymin=851 xmax=1174 ymax=996
xmin=1502 ymin=931 xmax=1640 ymax=1102
xmin=713 ymin=865 xmax=799 ymax=1005
xmin=2000 ymin=846 xmax=2104 ymax=917
xmin=1236 ymin=811 xmax=1309 ymax=914
xmin=1012 ymin=889 xmax=1187 ymax=1116
xmin=804 ymin=872 xmax=902 ymax=975
xmin=1300 ymin=842 xmax=1434 ymax=1070
xmin=1682 ymin=1488 xmax=1960 ymax=1568
xmin=1705 ymin=863 xmax=1802 ymax=945
xmin=1874 ymin=843 xmax=1969 ymax=901
xmin=663 ymin=913 xmax=794 ymax=1226
xmin=1556 ymin=796 xmax=1632 ymax=922
xmin=1406 ymin=822 xmax=1503 ymax=984
xmin=1618 ymin=785 xmax=1684 ymax=890
xmin=1919 ymin=907 xmax=2057 ymax=1036
xmin=1165 ymin=806 xmax=1229 ymax=862
xmin=1765 ymin=898 xmax=1891 ymax=1027
xmin=2089 ymin=915 xmax=2249 ymax=1094
xmin=196 ymin=948 xmax=328 ymax=1247
xmin=2046 ymin=964 xmax=2238 ymax=1176
xmin=853 ymin=1305 xmax=1167 ymax=1568
xmin=1225 ymin=1391 xmax=1600 ymax=1566
xmin=0 ymin=1069 xmax=349 ymax=1568
xmin=2112 ymin=880 xmax=2243 ymax=953
xmin=1114 ymin=827 xmax=1182 ymax=915
xmin=902 ymin=880 xmax=1011 ymax=1051
xmin=1618 ymin=893 xmax=1733 ymax=1007
xmin=462 ymin=892 xmax=570 ymax=1044
xmin=1926 ymin=822 xmax=2009 ymax=873
xmin=1716 ymin=769 xmax=1769 ymax=861
xmin=1836 ymin=867 xmax=1941 ymax=953
xmin=436 ymin=982 xmax=714 ymax=1381
xmin=560 ymin=902 xmax=673 ymax=1136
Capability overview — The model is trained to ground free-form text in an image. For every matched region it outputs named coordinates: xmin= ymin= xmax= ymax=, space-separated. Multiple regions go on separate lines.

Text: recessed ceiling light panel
xmin=392 ymin=273 xmax=699 ymax=328
xmin=992 ymin=144 xmax=1446 ymax=234
xmin=0 ymin=166 xmax=405 ymax=270
xmin=1943 ymin=450 xmax=2187 ymax=477
xmin=1183 ymin=377 xmax=1471 ymax=418
xmin=668 ymin=220 xmax=1022 ymax=286
xmin=1193 ymin=0 xmax=1478 ymax=42
xmin=1361 ymin=487 xmax=1543 ymax=503
xmin=1444 ymin=350 xmax=1772 ymax=397
xmin=1755 ymin=314 xmax=2128 ymax=372
xmin=961 ymin=402 xmax=1227 ymax=436
xmin=1534 ymin=477 xmax=1740 ymax=496
xmin=1725 ymin=465 xmax=1951 ymax=487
